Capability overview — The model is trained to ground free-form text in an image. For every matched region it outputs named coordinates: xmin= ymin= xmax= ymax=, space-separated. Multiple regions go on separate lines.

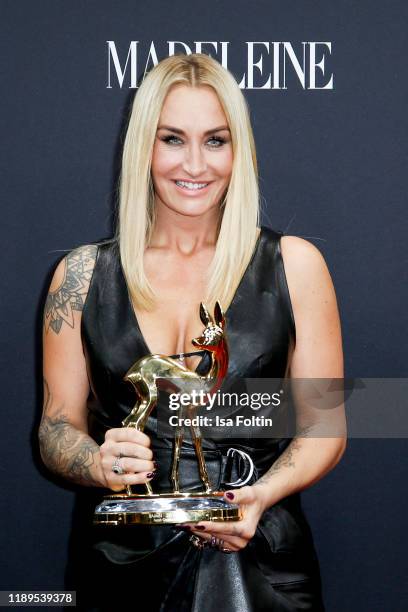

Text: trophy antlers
xmin=191 ymin=301 xmax=228 ymax=379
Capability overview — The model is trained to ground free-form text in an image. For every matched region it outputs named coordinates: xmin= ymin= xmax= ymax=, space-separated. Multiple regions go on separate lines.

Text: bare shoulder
xmin=279 ymin=235 xmax=336 ymax=306
xmin=280 ymin=235 xmax=327 ymax=272
xmin=44 ymin=244 xmax=98 ymax=335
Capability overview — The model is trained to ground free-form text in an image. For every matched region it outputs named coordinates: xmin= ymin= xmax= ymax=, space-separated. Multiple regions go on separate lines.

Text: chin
xmin=169 ymin=204 xmax=216 ymax=218
xmin=159 ymin=195 xmax=220 ymax=218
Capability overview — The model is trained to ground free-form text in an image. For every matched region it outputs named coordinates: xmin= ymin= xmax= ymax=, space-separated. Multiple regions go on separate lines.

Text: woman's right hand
xmin=99 ymin=427 xmax=156 ymax=491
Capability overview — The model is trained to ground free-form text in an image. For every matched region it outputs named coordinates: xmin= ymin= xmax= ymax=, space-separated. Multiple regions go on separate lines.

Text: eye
xmin=207 ymin=136 xmax=227 ymax=148
xmin=159 ymin=134 xmax=228 ymax=148
xmin=161 ymin=135 xmax=183 ymax=145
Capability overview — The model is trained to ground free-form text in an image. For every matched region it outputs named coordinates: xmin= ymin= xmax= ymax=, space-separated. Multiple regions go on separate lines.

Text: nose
xmin=182 ymin=140 xmax=207 ymax=177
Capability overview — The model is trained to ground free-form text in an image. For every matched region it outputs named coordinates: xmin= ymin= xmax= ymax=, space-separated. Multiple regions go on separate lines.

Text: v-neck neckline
xmin=119 ymin=226 xmax=264 ymax=358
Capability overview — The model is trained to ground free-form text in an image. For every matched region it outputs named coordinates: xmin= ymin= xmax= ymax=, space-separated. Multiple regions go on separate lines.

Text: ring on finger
xmin=217 ymin=539 xmax=224 ymax=549
xmin=210 ymin=537 xmax=233 ymax=553
xmin=189 ymin=534 xmax=207 ymax=549
xmin=112 ymin=456 xmax=125 ymax=475
xmin=210 ymin=535 xmax=223 ymax=549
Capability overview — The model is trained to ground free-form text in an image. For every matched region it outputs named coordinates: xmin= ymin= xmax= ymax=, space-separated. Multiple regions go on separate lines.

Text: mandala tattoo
xmin=43 ymin=244 xmax=98 ymax=334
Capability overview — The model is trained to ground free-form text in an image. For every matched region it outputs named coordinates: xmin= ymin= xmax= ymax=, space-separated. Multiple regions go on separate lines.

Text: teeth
xmin=176 ymin=181 xmax=208 ymax=190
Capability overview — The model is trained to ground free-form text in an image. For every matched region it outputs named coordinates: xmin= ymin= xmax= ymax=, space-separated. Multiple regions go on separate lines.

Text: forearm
xmin=38 ymin=412 xmax=106 ymax=488
xmin=252 ymin=428 xmax=346 ymax=511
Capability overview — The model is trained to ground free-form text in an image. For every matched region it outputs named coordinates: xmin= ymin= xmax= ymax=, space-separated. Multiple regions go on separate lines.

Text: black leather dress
xmin=66 ymin=225 xmax=325 ymax=611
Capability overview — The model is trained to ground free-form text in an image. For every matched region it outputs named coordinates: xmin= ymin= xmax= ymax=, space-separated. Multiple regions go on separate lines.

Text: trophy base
xmin=93 ymin=491 xmax=242 ymax=526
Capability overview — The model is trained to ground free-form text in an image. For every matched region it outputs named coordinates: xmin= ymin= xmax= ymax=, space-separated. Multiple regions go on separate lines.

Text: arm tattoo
xmin=43 ymin=244 xmax=97 ymax=334
xmin=39 ymin=412 xmax=102 ymax=487
xmin=255 ymin=425 xmax=314 ymax=487
xmin=39 ymin=377 xmax=102 ymax=487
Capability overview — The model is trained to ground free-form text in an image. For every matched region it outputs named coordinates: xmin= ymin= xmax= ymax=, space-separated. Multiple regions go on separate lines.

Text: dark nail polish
xmin=153 ymin=461 xmax=159 ymax=469
xmin=147 ymin=471 xmax=156 ymax=478
xmin=178 ymin=525 xmax=191 ymax=530
xmin=225 ymin=492 xmax=235 ymax=500
xmin=195 ymin=525 xmax=206 ymax=531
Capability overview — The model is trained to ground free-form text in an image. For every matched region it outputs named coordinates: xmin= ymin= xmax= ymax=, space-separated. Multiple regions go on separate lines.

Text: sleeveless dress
xmin=66 ymin=225 xmax=325 ymax=612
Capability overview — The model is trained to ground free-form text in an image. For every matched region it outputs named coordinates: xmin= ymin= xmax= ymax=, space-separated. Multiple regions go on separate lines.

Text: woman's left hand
xmin=179 ymin=485 xmax=267 ymax=552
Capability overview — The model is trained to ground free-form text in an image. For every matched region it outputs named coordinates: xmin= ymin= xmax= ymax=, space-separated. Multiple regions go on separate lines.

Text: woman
xmin=40 ymin=53 xmax=346 ymax=611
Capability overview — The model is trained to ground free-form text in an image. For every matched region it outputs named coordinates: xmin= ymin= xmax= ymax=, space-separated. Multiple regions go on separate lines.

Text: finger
xmin=113 ymin=441 xmax=153 ymax=461
xmin=100 ymin=440 xmax=154 ymax=463
xmin=116 ymin=457 xmax=155 ymax=474
xmin=184 ymin=521 xmax=242 ymax=537
xmin=182 ymin=520 xmax=255 ymax=541
xmin=222 ymin=486 xmax=254 ymax=505
xmin=100 ymin=453 xmax=155 ymax=475
xmin=188 ymin=530 xmax=244 ymax=551
xmin=109 ymin=470 xmax=156 ymax=489
xmin=105 ymin=427 xmax=151 ymax=447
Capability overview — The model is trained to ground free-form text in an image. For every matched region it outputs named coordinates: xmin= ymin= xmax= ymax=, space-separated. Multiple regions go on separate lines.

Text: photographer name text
xmin=168 ymin=414 xmax=273 ymax=428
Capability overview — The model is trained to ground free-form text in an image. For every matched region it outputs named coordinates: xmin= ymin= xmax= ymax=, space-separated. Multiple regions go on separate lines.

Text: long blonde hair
xmin=115 ymin=53 xmax=260 ymax=312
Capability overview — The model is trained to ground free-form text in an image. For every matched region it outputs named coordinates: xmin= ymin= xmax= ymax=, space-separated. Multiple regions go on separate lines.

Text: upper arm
xmin=42 ymin=244 xmax=98 ymax=433
xmin=280 ymin=236 xmax=346 ymax=441
xmin=280 ymin=235 xmax=343 ymax=379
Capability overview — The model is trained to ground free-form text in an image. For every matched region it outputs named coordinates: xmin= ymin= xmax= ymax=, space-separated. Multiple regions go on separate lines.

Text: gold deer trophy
xmin=93 ymin=301 xmax=242 ymax=525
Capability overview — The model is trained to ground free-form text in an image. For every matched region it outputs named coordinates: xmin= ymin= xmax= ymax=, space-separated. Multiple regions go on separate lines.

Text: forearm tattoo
xmin=39 ymin=412 xmax=102 ymax=487
xmin=43 ymin=245 xmax=97 ymax=334
xmin=39 ymin=378 xmax=102 ymax=487
xmin=255 ymin=425 xmax=314 ymax=487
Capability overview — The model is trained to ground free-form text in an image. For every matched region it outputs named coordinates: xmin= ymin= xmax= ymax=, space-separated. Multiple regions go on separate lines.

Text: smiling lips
xmin=174 ymin=179 xmax=212 ymax=193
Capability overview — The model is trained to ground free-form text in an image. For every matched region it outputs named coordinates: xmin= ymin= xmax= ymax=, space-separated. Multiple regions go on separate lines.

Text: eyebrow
xmin=157 ymin=125 xmax=230 ymax=135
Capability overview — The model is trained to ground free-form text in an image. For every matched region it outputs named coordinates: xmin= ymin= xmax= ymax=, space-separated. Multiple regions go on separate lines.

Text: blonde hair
xmin=115 ymin=52 xmax=260 ymax=312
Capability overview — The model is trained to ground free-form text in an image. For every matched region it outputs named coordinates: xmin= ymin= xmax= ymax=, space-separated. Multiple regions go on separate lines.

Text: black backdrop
xmin=1 ymin=1 xmax=408 ymax=610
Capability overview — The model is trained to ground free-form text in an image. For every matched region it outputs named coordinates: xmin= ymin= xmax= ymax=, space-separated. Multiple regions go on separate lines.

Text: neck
xmin=150 ymin=206 xmax=221 ymax=254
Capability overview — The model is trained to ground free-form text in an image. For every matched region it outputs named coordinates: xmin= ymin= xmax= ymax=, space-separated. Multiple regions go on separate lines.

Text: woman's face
xmin=151 ymin=84 xmax=233 ymax=219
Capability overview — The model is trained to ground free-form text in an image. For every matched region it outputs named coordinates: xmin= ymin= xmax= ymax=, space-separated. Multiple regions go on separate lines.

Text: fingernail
xmin=225 ymin=492 xmax=235 ymax=500
xmin=146 ymin=471 xmax=156 ymax=479
xmin=178 ymin=525 xmax=191 ymax=530
xmin=153 ymin=461 xmax=159 ymax=469
xmin=195 ymin=525 xmax=206 ymax=531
